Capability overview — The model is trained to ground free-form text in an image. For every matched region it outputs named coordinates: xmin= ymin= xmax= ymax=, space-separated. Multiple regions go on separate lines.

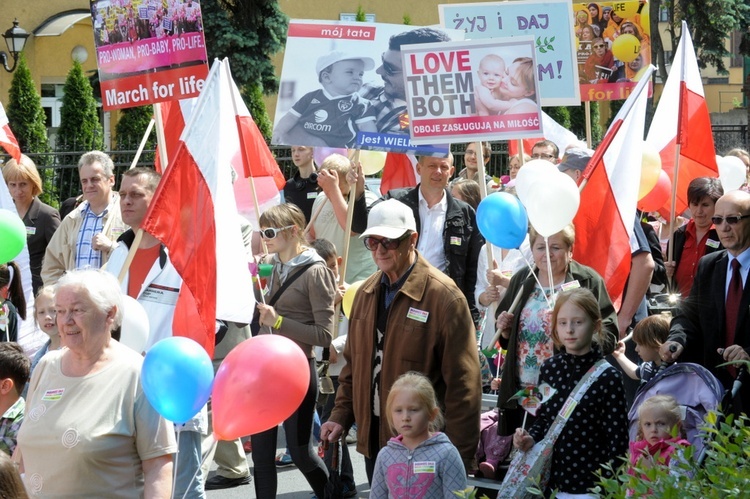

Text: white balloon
xmin=717 ymin=156 xmax=747 ymax=192
xmin=526 ymin=172 xmax=581 ymax=237
xmin=120 ymin=295 xmax=150 ymax=354
xmin=515 ymin=159 xmax=560 ymax=208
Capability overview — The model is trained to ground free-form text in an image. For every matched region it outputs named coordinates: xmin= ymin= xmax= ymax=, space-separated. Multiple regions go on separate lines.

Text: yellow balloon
xmin=350 ymin=150 xmax=387 ymax=175
xmin=612 ymin=34 xmax=641 ymax=63
xmin=638 ymin=143 xmax=662 ymax=200
xmin=342 ymin=280 xmax=365 ymax=318
xmin=612 ymin=1 xmax=640 ymax=19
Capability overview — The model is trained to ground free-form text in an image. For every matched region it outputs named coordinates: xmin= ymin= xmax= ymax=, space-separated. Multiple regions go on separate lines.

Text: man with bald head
xmin=662 ymin=190 xmax=750 ymax=412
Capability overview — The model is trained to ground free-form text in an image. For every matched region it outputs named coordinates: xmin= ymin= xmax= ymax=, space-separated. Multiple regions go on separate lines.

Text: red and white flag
xmin=508 ymin=111 xmax=579 ymax=160
xmin=646 ymin=21 xmax=718 ymax=216
xmin=381 ymin=152 xmax=419 ymax=193
xmin=0 ymin=103 xmax=21 ymax=162
xmin=141 ymin=59 xmax=257 ymax=355
xmin=573 ymin=67 xmax=654 ymax=308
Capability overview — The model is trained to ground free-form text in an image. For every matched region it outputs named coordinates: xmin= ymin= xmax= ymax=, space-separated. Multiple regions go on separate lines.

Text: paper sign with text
xmin=402 ymin=38 xmax=544 ymax=144
xmin=572 ymin=1 xmax=653 ymax=102
xmin=90 ymin=0 xmax=209 ymax=111
xmin=439 ymin=0 xmax=580 ymax=106
xmin=271 ymin=20 xmax=464 ymax=155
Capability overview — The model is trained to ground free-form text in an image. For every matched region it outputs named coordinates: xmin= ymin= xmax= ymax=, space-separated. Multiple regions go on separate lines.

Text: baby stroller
xmin=627 ymin=362 xmax=725 ymax=457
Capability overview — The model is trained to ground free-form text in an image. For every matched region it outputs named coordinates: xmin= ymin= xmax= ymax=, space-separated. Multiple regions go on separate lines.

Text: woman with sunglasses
xmin=581 ymin=37 xmax=615 ymax=83
xmin=665 ymin=177 xmax=724 ymax=296
xmin=251 ymin=204 xmax=337 ymax=499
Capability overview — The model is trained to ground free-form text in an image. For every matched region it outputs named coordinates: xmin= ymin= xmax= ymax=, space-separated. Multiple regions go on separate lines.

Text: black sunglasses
xmin=363 ymin=234 xmax=408 ymax=251
xmin=380 ymin=53 xmax=402 ymax=77
xmin=259 ymin=225 xmax=295 ymax=239
xmin=711 ymin=214 xmax=750 ymax=226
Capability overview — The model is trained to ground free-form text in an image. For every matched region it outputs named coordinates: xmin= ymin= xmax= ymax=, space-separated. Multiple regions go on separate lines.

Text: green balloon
xmin=0 ymin=209 xmax=26 ymax=265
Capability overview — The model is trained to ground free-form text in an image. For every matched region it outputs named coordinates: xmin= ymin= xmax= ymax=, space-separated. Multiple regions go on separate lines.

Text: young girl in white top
xmin=370 ymin=372 xmax=467 ymax=499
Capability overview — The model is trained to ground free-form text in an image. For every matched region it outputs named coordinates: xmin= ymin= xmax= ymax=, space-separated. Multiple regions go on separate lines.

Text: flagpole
xmin=129 ymin=118 xmax=156 ymax=170
xmin=154 ymin=103 xmax=169 ymax=168
xmin=475 ymin=142 xmax=497 ymax=325
xmin=117 ymin=229 xmax=144 ymax=284
xmin=667 ymin=23 xmax=689 ymax=282
xmin=584 ymin=101 xmax=592 ymax=149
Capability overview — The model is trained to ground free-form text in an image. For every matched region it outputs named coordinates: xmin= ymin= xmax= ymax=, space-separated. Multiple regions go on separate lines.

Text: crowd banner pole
xmin=153 ymin=103 xmax=169 ymax=169
xmin=517 ymin=139 xmax=525 ymax=164
xmin=584 ymin=101 xmax=592 ymax=149
xmin=666 ymin=144 xmax=682 ymax=293
xmin=129 ymin=118 xmax=156 ymax=170
xmin=117 ymin=229 xmax=144 ymax=284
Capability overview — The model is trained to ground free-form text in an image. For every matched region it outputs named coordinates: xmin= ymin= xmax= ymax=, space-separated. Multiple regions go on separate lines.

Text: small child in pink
xmin=629 ymin=395 xmax=691 ymax=477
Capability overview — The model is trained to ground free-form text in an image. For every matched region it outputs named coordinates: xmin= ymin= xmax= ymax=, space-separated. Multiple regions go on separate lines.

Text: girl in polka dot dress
xmin=513 ymin=289 xmax=628 ymax=498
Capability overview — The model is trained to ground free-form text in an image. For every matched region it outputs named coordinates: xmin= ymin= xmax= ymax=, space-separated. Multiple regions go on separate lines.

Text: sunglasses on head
xmin=363 ymin=234 xmax=408 ymax=251
xmin=711 ymin=215 xmax=750 ymax=226
xmin=259 ymin=225 xmax=295 ymax=239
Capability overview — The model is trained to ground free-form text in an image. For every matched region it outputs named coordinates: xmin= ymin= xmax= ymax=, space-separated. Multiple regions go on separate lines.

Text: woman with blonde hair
xmin=2 ymin=155 xmax=60 ymax=293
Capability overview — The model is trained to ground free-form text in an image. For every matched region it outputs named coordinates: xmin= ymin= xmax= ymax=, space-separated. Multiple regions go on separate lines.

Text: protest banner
xmin=439 ymin=0 xmax=580 ymax=106
xmin=271 ymin=20 xmax=463 ymax=155
xmin=573 ymin=1 xmax=653 ymax=102
xmin=402 ymin=38 xmax=543 ymax=144
xmin=90 ymin=0 xmax=209 ymax=111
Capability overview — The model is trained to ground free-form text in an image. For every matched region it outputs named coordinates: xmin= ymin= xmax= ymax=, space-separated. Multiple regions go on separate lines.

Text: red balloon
xmin=637 ymin=170 xmax=671 ymax=213
xmin=212 ymin=335 xmax=310 ymax=440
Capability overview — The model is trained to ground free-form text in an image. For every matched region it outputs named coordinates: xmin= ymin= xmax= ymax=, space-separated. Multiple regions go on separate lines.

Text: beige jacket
xmin=41 ymin=194 xmax=128 ymax=285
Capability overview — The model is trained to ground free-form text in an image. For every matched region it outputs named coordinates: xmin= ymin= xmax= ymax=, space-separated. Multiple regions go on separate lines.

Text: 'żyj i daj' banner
xmin=402 ymin=38 xmax=543 ymax=144
xmin=91 ymin=0 xmax=209 ymax=111
xmin=271 ymin=20 xmax=464 ymax=155
xmin=439 ymin=0 xmax=580 ymax=106
xmin=573 ymin=1 xmax=652 ymax=101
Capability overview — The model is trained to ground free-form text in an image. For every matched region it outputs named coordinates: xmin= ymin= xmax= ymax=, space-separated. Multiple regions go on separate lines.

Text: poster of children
xmin=401 ymin=38 xmax=543 ymax=144
xmin=573 ymin=1 xmax=652 ymax=101
xmin=439 ymin=0 xmax=580 ymax=106
xmin=271 ymin=20 xmax=463 ymax=155
xmin=90 ymin=0 xmax=209 ymax=110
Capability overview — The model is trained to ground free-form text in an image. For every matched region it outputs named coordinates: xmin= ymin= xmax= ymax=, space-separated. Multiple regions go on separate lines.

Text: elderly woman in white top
xmin=16 ymin=269 xmax=177 ymax=498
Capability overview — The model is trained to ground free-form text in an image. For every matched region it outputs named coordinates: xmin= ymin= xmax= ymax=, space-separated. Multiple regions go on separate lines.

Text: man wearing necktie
xmin=662 ymin=190 xmax=750 ymax=413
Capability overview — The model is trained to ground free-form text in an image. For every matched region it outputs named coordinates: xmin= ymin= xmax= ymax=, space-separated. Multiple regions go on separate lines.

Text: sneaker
xmin=342 ymin=484 xmax=358 ymax=497
xmin=345 ymin=426 xmax=357 ymax=444
xmin=275 ymin=453 xmax=294 ymax=468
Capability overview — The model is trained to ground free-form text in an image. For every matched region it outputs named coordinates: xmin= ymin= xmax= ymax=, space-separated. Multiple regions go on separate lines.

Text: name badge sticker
xmin=42 ymin=388 xmax=65 ymax=401
xmin=307 ymin=192 xmax=319 ymax=200
xmin=450 ymin=236 xmax=461 ymax=246
xmin=140 ymin=283 xmax=180 ymax=305
xmin=26 ymin=226 xmax=36 ymax=236
xmin=561 ymin=280 xmax=581 ymax=291
xmin=413 ymin=461 xmax=436 ymax=474
xmin=407 ymin=307 xmax=429 ymax=323
xmin=706 ymin=239 xmax=720 ymax=249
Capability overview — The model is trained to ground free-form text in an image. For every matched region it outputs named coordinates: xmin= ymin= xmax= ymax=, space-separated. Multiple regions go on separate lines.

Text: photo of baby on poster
xmin=401 ymin=38 xmax=544 ymax=144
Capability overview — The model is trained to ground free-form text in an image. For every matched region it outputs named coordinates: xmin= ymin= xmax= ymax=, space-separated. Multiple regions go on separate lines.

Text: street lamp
xmin=1 ymin=19 xmax=29 ymax=73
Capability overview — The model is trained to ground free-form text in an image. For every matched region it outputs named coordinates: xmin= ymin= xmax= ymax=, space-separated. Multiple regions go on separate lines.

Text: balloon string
xmin=544 ymin=237 xmax=555 ymax=310
xmin=519 ymin=252 xmax=552 ymax=310
xmin=179 ymin=436 xmax=218 ymax=499
xmin=172 ymin=425 xmax=182 ymax=499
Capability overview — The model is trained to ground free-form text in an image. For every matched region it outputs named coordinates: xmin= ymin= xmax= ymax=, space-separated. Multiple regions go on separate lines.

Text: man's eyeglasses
xmin=380 ymin=54 xmax=402 ymax=77
xmin=259 ymin=225 xmax=295 ymax=239
xmin=711 ymin=214 xmax=750 ymax=226
xmin=363 ymin=234 xmax=408 ymax=251
xmin=531 ymin=153 xmax=555 ymax=160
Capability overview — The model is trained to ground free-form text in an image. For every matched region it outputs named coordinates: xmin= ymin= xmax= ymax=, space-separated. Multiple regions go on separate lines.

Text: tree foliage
xmin=58 ymin=61 xmax=103 ymax=156
xmin=6 ymin=55 xmax=49 ymax=159
xmin=651 ymin=0 xmax=750 ymax=75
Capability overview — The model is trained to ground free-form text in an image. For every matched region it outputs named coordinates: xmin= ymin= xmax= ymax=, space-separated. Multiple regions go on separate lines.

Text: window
xmin=659 ymin=6 xmax=669 ymax=22
xmin=41 ymin=83 xmax=65 ymax=128
xmin=340 ymin=13 xmax=376 ymax=22
xmin=730 ymin=31 xmax=742 ymax=68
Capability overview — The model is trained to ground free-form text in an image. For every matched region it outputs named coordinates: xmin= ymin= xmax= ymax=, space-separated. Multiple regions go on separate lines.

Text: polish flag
xmin=381 ymin=152 xmax=419 ymax=193
xmin=155 ymin=95 xmax=282 ymax=222
xmin=508 ymin=111 xmax=579 ymax=160
xmin=0 ymin=103 xmax=21 ymax=162
xmin=573 ymin=67 xmax=654 ymax=308
xmin=646 ymin=21 xmax=718 ymax=216
xmin=141 ymin=59 xmax=256 ymax=355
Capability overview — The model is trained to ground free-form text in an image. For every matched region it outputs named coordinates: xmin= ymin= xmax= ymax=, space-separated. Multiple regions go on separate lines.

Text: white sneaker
xmin=345 ymin=426 xmax=357 ymax=444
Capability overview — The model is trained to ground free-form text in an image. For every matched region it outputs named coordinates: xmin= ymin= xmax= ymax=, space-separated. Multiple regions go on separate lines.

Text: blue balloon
xmin=142 ymin=337 xmax=214 ymax=424
xmin=476 ymin=192 xmax=528 ymax=249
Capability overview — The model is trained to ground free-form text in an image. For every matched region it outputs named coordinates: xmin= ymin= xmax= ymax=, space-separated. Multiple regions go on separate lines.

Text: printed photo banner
xmin=439 ymin=0 xmax=580 ymax=106
xmin=402 ymin=38 xmax=544 ymax=144
xmin=573 ymin=1 xmax=653 ymax=102
xmin=90 ymin=0 xmax=209 ymax=110
xmin=271 ymin=20 xmax=464 ymax=155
